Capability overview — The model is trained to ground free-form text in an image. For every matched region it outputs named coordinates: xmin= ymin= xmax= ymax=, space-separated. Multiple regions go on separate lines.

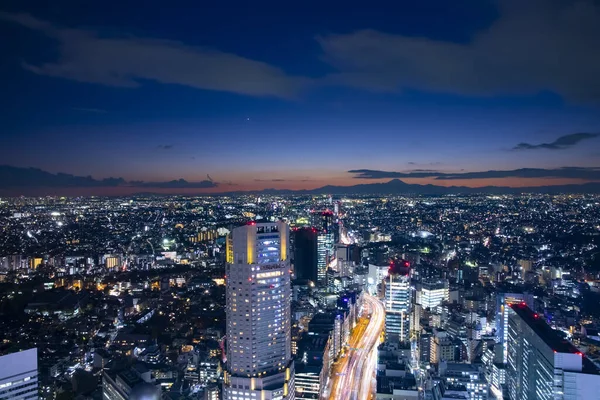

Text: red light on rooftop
xmin=576 ymin=352 xmax=583 ymax=356
xmin=534 ymin=313 xmax=539 ymax=318
xmin=247 ymin=221 xmax=256 ymax=226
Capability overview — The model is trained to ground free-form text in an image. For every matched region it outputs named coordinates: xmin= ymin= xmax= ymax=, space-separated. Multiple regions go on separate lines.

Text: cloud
xmin=0 ymin=12 xmax=308 ymax=98
xmin=0 ymin=165 xmax=218 ymax=189
xmin=317 ymin=1 xmax=600 ymax=102
xmin=349 ymin=167 xmax=600 ymax=181
xmin=157 ymin=144 xmax=174 ymax=150
xmin=513 ymin=133 xmax=599 ymax=150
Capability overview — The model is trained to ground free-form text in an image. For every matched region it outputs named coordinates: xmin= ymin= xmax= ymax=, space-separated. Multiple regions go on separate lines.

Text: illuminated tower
xmin=316 ymin=211 xmax=335 ymax=287
xmin=223 ymin=221 xmax=295 ymax=400
xmin=384 ymin=260 xmax=411 ymax=344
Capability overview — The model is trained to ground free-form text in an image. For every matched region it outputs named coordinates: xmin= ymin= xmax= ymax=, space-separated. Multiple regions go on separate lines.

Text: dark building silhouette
xmin=293 ymin=227 xmax=318 ymax=283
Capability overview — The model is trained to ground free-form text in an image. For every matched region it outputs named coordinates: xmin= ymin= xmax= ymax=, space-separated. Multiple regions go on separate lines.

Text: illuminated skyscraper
xmin=496 ymin=292 xmax=534 ymax=363
xmin=506 ymin=303 xmax=600 ymax=400
xmin=384 ymin=260 xmax=412 ymax=344
xmin=316 ymin=212 xmax=335 ymax=287
xmin=223 ymin=221 xmax=295 ymax=400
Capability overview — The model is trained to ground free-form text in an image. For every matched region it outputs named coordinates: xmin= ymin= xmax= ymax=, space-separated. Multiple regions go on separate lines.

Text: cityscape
xmin=1 ymin=194 xmax=600 ymax=399
xmin=2 ymin=1 xmax=600 ymax=399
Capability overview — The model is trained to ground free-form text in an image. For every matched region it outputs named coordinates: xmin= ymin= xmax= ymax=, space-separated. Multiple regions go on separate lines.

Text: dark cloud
xmin=513 ymin=133 xmax=599 ymax=150
xmin=0 ymin=166 xmax=126 ymax=187
xmin=157 ymin=144 xmax=174 ymax=150
xmin=349 ymin=167 xmax=600 ymax=181
xmin=317 ymin=1 xmax=600 ymax=102
xmin=0 ymin=165 xmax=218 ymax=189
xmin=0 ymin=12 xmax=308 ymax=99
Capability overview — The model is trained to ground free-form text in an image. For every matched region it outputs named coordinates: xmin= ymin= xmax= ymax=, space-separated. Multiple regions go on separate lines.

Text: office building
xmin=507 ymin=303 xmax=600 ymax=400
xmin=496 ymin=292 xmax=534 ymax=363
xmin=0 ymin=348 xmax=38 ymax=400
xmin=294 ymin=364 xmax=321 ymax=400
xmin=223 ymin=221 xmax=295 ymax=400
xmin=102 ymin=365 xmax=160 ymax=400
xmin=384 ymin=260 xmax=412 ymax=344
xmin=416 ymin=279 xmax=449 ymax=309
xmin=439 ymin=362 xmax=488 ymax=400
xmin=292 ymin=228 xmax=318 ymax=283
xmin=316 ymin=212 xmax=335 ymax=287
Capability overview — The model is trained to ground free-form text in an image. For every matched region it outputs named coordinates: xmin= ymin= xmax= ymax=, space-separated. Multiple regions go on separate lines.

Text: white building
xmin=0 ymin=348 xmax=38 ymax=400
xmin=416 ymin=280 xmax=449 ymax=309
xmin=385 ymin=261 xmax=411 ymax=344
xmin=223 ymin=221 xmax=295 ymax=400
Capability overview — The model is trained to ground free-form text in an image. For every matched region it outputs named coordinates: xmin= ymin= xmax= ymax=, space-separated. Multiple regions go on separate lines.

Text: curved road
xmin=328 ymin=294 xmax=385 ymax=400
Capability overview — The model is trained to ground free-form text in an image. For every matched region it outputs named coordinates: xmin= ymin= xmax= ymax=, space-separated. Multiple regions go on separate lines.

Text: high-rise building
xmin=292 ymin=228 xmax=318 ymax=283
xmin=223 ymin=221 xmax=295 ymax=400
xmin=316 ymin=231 xmax=334 ymax=288
xmin=0 ymin=348 xmax=38 ymax=400
xmin=314 ymin=211 xmax=336 ymax=287
xmin=506 ymin=303 xmax=600 ymax=400
xmin=384 ymin=260 xmax=411 ymax=344
xmin=496 ymin=292 xmax=534 ymax=363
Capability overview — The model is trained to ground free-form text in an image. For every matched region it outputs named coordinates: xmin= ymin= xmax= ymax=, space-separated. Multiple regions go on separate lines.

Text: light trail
xmin=327 ymin=294 xmax=385 ymax=400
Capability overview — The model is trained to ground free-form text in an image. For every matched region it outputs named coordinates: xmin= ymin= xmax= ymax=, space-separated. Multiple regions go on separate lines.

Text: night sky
xmin=1 ymin=0 xmax=599 ymax=195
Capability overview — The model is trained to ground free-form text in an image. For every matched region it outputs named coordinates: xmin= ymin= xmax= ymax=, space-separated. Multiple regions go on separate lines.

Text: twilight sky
xmin=1 ymin=0 xmax=600 ymax=194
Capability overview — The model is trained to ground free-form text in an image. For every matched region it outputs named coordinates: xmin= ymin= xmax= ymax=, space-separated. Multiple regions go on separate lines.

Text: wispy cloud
xmin=0 ymin=12 xmax=309 ymax=98
xmin=317 ymin=1 xmax=600 ymax=102
xmin=157 ymin=144 xmax=174 ymax=150
xmin=349 ymin=167 xmax=600 ymax=181
xmin=512 ymin=133 xmax=599 ymax=151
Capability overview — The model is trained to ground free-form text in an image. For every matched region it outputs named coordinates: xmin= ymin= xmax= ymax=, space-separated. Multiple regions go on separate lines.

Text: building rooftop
xmin=510 ymin=303 xmax=600 ymax=373
xmin=510 ymin=303 xmax=579 ymax=355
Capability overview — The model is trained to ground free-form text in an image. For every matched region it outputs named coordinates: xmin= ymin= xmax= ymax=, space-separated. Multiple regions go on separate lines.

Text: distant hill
xmin=1 ymin=165 xmax=599 ymax=196
xmin=227 ymin=179 xmax=600 ymax=195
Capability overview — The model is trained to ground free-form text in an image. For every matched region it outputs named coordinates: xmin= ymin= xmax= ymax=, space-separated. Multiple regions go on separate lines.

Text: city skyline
xmin=1 ymin=1 xmax=600 ymax=195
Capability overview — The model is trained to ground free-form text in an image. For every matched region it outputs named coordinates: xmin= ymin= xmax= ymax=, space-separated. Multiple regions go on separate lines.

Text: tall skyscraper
xmin=384 ymin=260 xmax=411 ymax=344
xmin=496 ymin=292 xmax=534 ymax=363
xmin=292 ymin=228 xmax=318 ymax=283
xmin=316 ymin=212 xmax=335 ymax=287
xmin=223 ymin=221 xmax=295 ymax=400
xmin=506 ymin=303 xmax=600 ymax=400
xmin=0 ymin=348 xmax=38 ymax=400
